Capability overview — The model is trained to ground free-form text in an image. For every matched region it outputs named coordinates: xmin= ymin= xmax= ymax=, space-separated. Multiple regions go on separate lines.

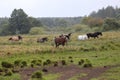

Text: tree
xmin=8 ymin=9 xmax=31 ymax=34
xmin=103 ymin=18 xmax=120 ymax=31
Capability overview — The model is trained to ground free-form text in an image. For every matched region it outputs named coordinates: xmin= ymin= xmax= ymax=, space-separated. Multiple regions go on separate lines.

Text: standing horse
xmin=94 ymin=32 xmax=102 ymax=36
xmin=86 ymin=32 xmax=102 ymax=39
xmin=59 ymin=33 xmax=72 ymax=40
xmin=9 ymin=36 xmax=22 ymax=41
xmin=78 ymin=35 xmax=88 ymax=40
xmin=54 ymin=36 xmax=67 ymax=47
xmin=37 ymin=37 xmax=48 ymax=43
xmin=86 ymin=33 xmax=99 ymax=39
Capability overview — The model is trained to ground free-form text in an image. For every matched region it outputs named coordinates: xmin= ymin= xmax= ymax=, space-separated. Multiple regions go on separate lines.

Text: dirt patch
xmin=19 ymin=65 xmax=119 ymax=80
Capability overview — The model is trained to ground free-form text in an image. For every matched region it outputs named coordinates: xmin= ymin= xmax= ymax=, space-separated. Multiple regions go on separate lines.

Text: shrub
xmin=70 ymin=60 xmax=74 ymax=63
xmin=14 ymin=60 xmax=21 ymax=67
xmin=54 ymin=61 xmax=58 ymax=67
xmin=21 ymin=61 xmax=27 ymax=68
xmin=31 ymin=71 xmax=42 ymax=79
xmin=46 ymin=59 xmax=51 ymax=64
xmin=61 ymin=60 xmax=66 ymax=65
xmin=83 ymin=63 xmax=92 ymax=68
xmin=68 ymin=56 xmax=72 ymax=59
xmin=1 ymin=61 xmax=14 ymax=68
xmin=78 ymin=59 xmax=84 ymax=65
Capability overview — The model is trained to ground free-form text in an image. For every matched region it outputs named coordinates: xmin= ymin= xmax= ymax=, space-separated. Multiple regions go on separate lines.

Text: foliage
xmin=8 ymin=9 xmax=31 ymax=34
xmin=31 ymin=71 xmax=42 ymax=79
xmin=102 ymin=18 xmax=120 ymax=31
xmin=89 ymin=6 xmax=119 ymax=18
xmin=29 ymin=27 xmax=45 ymax=35
xmin=81 ymin=17 xmax=104 ymax=28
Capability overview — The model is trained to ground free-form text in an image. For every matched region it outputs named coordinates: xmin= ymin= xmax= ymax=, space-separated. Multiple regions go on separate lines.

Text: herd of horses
xmin=8 ymin=32 xmax=102 ymax=47
xmin=78 ymin=32 xmax=102 ymax=40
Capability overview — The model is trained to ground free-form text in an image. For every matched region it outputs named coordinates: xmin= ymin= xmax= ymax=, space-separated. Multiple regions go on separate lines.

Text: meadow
xmin=0 ymin=31 xmax=120 ymax=80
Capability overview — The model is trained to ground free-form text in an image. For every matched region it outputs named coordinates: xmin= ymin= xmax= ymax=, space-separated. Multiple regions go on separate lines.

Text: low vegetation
xmin=0 ymin=31 xmax=119 ymax=80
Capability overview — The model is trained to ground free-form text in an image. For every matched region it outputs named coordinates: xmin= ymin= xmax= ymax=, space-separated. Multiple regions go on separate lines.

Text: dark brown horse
xmin=54 ymin=36 xmax=67 ymax=47
xmin=9 ymin=36 xmax=22 ymax=41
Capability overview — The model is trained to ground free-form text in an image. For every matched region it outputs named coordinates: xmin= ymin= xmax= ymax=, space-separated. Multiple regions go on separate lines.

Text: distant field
xmin=0 ymin=31 xmax=120 ymax=80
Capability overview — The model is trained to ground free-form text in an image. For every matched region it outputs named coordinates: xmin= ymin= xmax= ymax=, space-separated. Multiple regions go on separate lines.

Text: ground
xmin=19 ymin=64 xmax=120 ymax=80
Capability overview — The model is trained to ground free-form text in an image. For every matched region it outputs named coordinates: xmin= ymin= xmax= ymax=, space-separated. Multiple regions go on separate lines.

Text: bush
xmin=61 ymin=60 xmax=66 ymax=65
xmin=31 ymin=71 xmax=42 ymax=79
xmin=54 ymin=61 xmax=58 ymax=67
xmin=83 ymin=63 xmax=92 ymax=68
xmin=1 ymin=61 xmax=14 ymax=68
xmin=21 ymin=61 xmax=27 ymax=68
xmin=46 ymin=59 xmax=51 ymax=64
xmin=14 ymin=60 xmax=21 ymax=67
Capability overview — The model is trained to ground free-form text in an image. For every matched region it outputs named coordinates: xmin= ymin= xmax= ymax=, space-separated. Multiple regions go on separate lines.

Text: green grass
xmin=0 ymin=73 xmax=20 ymax=80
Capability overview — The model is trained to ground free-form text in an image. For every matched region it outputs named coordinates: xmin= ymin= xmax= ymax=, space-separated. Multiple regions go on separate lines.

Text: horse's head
xmin=9 ymin=37 xmax=12 ymax=40
xmin=18 ymin=36 xmax=22 ymax=40
xmin=68 ymin=33 xmax=72 ymax=36
xmin=99 ymin=32 xmax=102 ymax=36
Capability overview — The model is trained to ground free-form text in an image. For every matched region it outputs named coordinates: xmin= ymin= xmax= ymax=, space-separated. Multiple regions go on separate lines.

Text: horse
xmin=9 ymin=36 xmax=22 ymax=41
xmin=86 ymin=32 xmax=102 ymax=39
xmin=78 ymin=35 xmax=88 ymax=40
xmin=37 ymin=37 xmax=48 ymax=43
xmin=86 ymin=33 xmax=98 ymax=39
xmin=54 ymin=36 xmax=67 ymax=47
xmin=59 ymin=33 xmax=72 ymax=40
xmin=94 ymin=32 xmax=102 ymax=36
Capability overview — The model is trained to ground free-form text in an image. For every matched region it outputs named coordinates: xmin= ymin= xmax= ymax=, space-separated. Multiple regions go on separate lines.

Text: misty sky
xmin=0 ymin=0 xmax=120 ymax=17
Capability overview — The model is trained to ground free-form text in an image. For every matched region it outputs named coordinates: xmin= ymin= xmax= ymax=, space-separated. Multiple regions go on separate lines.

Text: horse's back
xmin=78 ymin=35 xmax=88 ymax=40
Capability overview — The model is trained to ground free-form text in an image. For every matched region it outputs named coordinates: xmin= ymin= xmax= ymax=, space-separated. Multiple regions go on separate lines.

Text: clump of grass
xmin=78 ymin=59 xmax=84 ymax=65
xmin=31 ymin=59 xmax=42 ymax=67
xmin=14 ymin=60 xmax=22 ymax=67
xmin=61 ymin=60 xmax=67 ymax=65
xmin=46 ymin=59 xmax=52 ymax=64
xmin=83 ymin=59 xmax=92 ymax=68
xmin=21 ymin=61 xmax=27 ymax=68
xmin=54 ymin=61 xmax=58 ymax=67
xmin=31 ymin=71 xmax=43 ymax=79
xmin=1 ymin=61 xmax=14 ymax=68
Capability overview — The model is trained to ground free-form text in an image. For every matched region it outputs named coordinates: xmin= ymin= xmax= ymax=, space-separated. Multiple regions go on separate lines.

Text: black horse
xmin=86 ymin=32 xmax=102 ymax=39
xmin=37 ymin=37 xmax=48 ymax=43
xmin=94 ymin=32 xmax=102 ymax=36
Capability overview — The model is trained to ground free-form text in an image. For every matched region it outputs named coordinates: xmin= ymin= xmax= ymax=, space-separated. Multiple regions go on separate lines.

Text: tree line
xmin=0 ymin=6 xmax=120 ymax=36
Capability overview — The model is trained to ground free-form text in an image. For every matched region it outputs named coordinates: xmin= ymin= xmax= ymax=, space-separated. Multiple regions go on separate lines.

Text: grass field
xmin=0 ymin=31 xmax=120 ymax=80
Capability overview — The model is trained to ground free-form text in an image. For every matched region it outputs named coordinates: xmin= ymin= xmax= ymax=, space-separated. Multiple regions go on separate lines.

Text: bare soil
xmin=19 ymin=65 xmax=119 ymax=80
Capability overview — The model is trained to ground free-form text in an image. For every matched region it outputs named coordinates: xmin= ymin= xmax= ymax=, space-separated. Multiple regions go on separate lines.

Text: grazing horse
xmin=9 ymin=36 xmax=22 ymax=41
xmin=37 ymin=37 xmax=48 ymax=43
xmin=78 ymin=35 xmax=88 ymax=40
xmin=54 ymin=36 xmax=67 ymax=47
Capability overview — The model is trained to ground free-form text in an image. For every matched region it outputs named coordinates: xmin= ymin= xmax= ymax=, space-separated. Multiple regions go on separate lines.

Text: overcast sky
xmin=0 ymin=0 xmax=120 ymax=17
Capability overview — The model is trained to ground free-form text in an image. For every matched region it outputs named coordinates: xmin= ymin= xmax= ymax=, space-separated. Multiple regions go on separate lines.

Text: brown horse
xmin=54 ymin=36 xmax=67 ymax=47
xmin=59 ymin=33 xmax=72 ymax=40
xmin=9 ymin=36 xmax=22 ymax=41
